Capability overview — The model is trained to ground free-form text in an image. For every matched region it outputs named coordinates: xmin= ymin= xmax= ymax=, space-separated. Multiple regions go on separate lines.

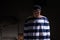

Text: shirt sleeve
xmin=44 ymin=17 xmax=50 ymax=39
xmin=24 ymin=17 xmax=29 ymax=37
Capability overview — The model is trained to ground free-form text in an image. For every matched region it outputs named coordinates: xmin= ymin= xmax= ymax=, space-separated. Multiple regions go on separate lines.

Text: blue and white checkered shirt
xmin=24 ymin=16 xmax=50 ymax=40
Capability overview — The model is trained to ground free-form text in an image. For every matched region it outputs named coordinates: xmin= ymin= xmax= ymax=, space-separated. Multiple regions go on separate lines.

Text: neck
xmin=33 ymin=15 xmax=42 ymax=18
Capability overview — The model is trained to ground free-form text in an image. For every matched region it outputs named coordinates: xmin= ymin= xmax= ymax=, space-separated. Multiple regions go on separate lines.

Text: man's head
xmin=32 ymin=5 xmax=42 ymax=17
xmin=18 ymin=33 xmax=23 ymax=40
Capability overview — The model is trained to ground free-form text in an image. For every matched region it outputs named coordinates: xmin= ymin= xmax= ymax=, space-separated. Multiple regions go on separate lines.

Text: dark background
xmin=0 ymin=0 xmax=59 ymax=40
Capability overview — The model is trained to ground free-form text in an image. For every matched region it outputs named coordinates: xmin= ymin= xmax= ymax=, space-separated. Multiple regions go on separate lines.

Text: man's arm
xmin=44 ymin=17 xmax=50 ymax=40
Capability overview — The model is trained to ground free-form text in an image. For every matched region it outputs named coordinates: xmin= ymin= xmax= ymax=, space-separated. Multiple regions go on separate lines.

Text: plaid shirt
xmin=24 ymin=16 xmax=50 ymax=40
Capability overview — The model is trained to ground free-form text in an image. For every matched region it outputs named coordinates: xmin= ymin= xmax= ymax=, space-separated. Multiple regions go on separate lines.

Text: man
xmin=24 ymin=5 xmax=50 ymax=40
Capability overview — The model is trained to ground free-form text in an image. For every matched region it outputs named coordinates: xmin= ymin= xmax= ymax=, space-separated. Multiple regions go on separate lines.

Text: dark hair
xmin=18 ymin=33 xmax=23 ymax=36
xmin=32 ymin=5 xmax=41 ymax=10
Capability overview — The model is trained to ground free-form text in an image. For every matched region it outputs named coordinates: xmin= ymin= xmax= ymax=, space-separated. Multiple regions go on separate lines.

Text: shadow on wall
xmin=0 ymin=16 xmax=19 ymax=24
xmin=2 ymin=37 xmax=17 ymax=40
xmin=0 ymin=16 xmax=19 ymax=40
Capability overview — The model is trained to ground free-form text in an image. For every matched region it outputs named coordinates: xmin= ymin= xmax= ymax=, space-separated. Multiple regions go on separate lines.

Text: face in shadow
xmin=18 ymin=33 xmax=23 ymax=40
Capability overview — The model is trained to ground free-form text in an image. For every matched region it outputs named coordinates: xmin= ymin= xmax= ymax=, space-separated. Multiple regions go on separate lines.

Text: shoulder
xmin=25 ymin=16 xmax=33 ymax=23
xmin=40 ymin=15 xmax=48 ymax=18
xmin=40 ymin=15 xmax=49 ymax=21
